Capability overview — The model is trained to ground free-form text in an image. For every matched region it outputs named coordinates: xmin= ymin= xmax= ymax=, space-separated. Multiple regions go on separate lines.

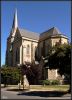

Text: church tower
xmin=6 ymin=9 xmax=18 ymax=66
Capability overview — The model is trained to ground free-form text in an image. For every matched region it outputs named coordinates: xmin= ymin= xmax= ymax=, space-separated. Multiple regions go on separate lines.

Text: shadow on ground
xmin=18 ymin=91 xmax=68 ymax=97
xmin=7 ymin=89 xmax=68 ymax=97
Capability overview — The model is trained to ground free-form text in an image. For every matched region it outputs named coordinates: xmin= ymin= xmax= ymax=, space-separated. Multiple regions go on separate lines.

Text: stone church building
xmin=6 ymin=10 xmax=68 ymax=80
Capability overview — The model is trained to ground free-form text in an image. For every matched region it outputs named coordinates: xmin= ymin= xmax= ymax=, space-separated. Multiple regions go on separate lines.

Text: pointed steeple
xmin=12 ymin=8 xmax=18 ymax=29
xmin=10 ymin=9 xmax=18 ymax=38
xmin=10 ymin=9 xmax=18 ymax=42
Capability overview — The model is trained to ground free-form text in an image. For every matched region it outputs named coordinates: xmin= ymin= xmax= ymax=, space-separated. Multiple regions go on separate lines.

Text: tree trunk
xmin=23 ymin=75 xmax=24 ymax=90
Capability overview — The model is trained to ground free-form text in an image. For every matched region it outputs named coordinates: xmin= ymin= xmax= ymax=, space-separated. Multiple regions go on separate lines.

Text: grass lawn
xmin=2 ymin=84 xmax=70 ymax=92
xmin=5 ymin=85 xmax=70 ymax=97
xmin=30 ymin=85 xmax=69 ymax=91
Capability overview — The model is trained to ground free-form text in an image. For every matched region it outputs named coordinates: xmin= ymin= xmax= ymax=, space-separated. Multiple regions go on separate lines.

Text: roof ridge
xmin=19 ymin=28 xmax=39 ymax=35
xmin=40 ymin=27 xmax=56 ymax=35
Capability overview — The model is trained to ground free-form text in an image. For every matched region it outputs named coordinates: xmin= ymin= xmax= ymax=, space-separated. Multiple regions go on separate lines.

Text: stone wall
xmin=22 ymin=38 xmax=38 ymax=63
xmin=48 ymin=69 xmax=57 ymax=80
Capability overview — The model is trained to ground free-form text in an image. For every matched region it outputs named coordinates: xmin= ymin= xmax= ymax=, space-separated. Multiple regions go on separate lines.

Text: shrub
xmin=39 ymin=80 xmax=60 ymax=85
xmin=51 ymin=80 xmax=60 ymax=85
xmin=39 ymin=80 xmax=51 ymax=85
xmin=43 ymin=80 xmax=51 ymax=85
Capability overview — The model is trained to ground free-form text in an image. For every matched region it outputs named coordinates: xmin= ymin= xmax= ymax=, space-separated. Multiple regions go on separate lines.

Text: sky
xmin=1 ymin=1 xmax=71 ymax=66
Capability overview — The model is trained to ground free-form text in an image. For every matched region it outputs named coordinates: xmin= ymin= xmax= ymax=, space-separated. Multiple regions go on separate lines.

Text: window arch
xmin=35 ymin=46 xmax=37 ymax=57
xmin=35 ymin=46 xmax=37 ymax=52
xmin=27 ymin=45 xmax=30 ymax=54
xmin=16 ymin=48 xmax=19 ymax=63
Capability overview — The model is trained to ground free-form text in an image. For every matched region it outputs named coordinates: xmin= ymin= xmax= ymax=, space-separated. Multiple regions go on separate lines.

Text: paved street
xmin=1 ymin=88 xmax=71 ymax=99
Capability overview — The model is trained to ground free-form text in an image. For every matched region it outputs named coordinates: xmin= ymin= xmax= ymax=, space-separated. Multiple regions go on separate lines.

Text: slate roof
xmin=19 ymin=28 xmax=39 ymax=40
xmin=39 ymin=27 xmax=68 ymax=39
xmin=16 ymin=27 xmax=68 ymax=41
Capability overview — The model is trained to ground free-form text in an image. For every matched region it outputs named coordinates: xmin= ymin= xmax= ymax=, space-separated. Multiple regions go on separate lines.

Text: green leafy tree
xmin=1 ymin=66 xmax=21 ymax=86
xmin=45 ymin=43 xmax=71 ymax=92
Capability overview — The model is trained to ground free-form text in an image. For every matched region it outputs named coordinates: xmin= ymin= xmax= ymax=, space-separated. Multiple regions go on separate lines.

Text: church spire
xmin=10 ymin=9 xmax=18 ymax=38
xmin=12 ymin=8 xmax=18 ymax=29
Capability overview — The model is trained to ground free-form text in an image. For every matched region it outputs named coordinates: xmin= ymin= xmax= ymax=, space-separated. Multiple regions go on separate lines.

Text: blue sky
xmin=1 ymin=1 xmax=71 ymax=66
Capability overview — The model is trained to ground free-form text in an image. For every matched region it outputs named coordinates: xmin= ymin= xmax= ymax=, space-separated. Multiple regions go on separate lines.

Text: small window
xmin=27 ymin=45 xmax=30 ymax=54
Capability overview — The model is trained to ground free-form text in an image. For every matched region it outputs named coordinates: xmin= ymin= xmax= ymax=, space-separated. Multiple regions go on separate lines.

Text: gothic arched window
xmin=16 ymin=48 xmax=19 ymax=63
xmin=27 ymin=45 xmax=30 ymax=54
xmin=35 ymin=46 xmax=37 ymax=52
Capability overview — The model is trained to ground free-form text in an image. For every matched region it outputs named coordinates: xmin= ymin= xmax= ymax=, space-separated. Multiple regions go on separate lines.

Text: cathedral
xmin=6 ymin=10 xmax=68 ymax=80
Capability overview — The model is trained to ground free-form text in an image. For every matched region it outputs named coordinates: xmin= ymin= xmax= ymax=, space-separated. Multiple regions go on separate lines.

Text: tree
xmin=45 ymin=43 xmax=71 ymax=92
xmin=20 ymin=59 xmax=45 ymax=85
xmin=1 ymin=66 xmax=21 ymax=86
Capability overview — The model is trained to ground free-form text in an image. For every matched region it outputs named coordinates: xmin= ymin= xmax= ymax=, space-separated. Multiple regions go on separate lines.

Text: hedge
xmin=39 ymin=80 xmax=60 ymax=85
